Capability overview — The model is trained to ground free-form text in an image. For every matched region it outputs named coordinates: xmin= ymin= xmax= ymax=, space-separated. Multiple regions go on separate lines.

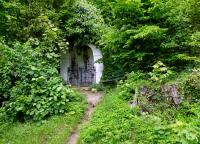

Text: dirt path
xmin=66 ymin=88 xmax=104 ymax=144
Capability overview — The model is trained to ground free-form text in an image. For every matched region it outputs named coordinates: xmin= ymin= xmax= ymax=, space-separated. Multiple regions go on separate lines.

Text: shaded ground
xmin=67 ymin=88 xmax=104 ymax=144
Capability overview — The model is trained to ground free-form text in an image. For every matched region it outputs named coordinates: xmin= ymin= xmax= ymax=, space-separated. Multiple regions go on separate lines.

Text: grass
xmin=0 ymin=100 xmax=87 ymax=144
xmin=78 ymin=85 xmax=200 ymax=143
xmin=78 ymin=89 xmax=136 ymax=144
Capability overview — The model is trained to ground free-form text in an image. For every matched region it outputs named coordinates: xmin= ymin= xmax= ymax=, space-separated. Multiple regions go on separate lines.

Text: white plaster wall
xmin=61 ymin=45 xmax=103 ymax=84
xmin=60 ymin=51 xmax=71 ymax=82
xmin=88 ymin=44 xmax=104 ymax=83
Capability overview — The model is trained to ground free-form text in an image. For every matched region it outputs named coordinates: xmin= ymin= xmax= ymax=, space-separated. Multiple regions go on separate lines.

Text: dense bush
xmin=59 ymin=0 xmax=104 ymax=45
xmin=183 ymin=69 xmax=200 ymax=102
xmin=90 ymin=0 xmax=200 ymax=80
xmin=0 ymin=0 xmax=104 ymax=121
xmin=131 ymin=102 xmax=200 ymax=144
xmin=0 ymin=42 xmax=83 ymax=121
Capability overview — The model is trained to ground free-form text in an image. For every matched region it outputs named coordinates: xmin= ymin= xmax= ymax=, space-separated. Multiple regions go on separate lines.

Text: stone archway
xmin=60 ymin=44 xmax=103 ymax=86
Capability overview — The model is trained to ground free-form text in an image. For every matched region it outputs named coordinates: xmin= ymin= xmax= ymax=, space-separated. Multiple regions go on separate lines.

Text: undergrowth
xmin=0 ymin=93 xmax=87 ymax=144
xmin=79 ymin=70 xmax=200 ymax=144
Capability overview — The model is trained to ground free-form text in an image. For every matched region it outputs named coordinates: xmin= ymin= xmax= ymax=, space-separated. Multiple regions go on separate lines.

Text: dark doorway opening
xmin=68 ymin=45 xmax=96 ymax=86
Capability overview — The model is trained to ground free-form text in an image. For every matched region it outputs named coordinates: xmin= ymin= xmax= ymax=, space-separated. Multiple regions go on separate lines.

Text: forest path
xmin=66 ymin=88 xmax=104 ymax=144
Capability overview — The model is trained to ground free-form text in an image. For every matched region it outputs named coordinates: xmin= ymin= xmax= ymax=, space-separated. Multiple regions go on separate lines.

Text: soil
xmin=66 ymin=88 xmax=104 ymax=144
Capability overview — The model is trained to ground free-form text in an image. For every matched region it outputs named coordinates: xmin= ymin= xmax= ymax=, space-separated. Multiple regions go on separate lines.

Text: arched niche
xmin=60 ymin=44 xmax=103 ymax=86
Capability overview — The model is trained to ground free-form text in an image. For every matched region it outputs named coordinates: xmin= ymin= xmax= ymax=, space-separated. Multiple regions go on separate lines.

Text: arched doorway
xmin=61 ymin=44 xmax=103 ymax=86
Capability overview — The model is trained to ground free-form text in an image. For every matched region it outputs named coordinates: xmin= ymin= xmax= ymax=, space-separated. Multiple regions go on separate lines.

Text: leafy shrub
xmin=0 ymin=42 xmax=82 ymax=121
xmin=117 ymin=67 xmax=200 ymax=107
xmin=59 ymin=0 xmax=104 ymax=45
xmin=117 ymin=72 xmax=148 ymax=101
xmin=149 ymin=61 xmax=173 ymax=83
xmin=90 ymin=83 xmax=105 ymax=91
xmin=79 ymin=87 xmax=200 ymax=144
xmin=132 ymin=104 xmax=200 ymax=144
xmin=183 ymin=69 xmax=200 ymax=102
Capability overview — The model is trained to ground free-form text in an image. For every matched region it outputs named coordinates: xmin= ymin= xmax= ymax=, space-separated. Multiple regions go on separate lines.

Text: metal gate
xmin=68 ymin=66 xmax=96 ymax=86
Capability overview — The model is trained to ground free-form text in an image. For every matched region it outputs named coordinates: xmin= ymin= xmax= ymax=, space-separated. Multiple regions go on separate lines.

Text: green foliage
xmin=90 ymin=83 xmax=105 ymax=91
xmin=117 ymin=67 xmax=200 ymax=107
xmin=79 ymin=72 xmax=200 ymax=143
xmin=0 ymin=0 xmax=105 ymax=122
xmin=79 ymin=90 xmax=137 ymax=144
xmin=117 ymin=71 xmax=148 ymax=101
xmin=133 ymin=25 xmax=167 ymax=40
xmin=0 ymin=99 xmax=87 ymax=144
xmin=91 ymin=0 xmax=200 ymax=80
xmin=183 ymin=69 xmax=200 ymax=102
xmin=131 ymin=104 xmax=200 ymax=144
xmin=0 ymin=42 xmax=83 ymax=121
xmin=59 ymin=0 xmax=104 ymax=45
xmin=1 ymin=0 xmax=200 ymax=143
xmin=190 ymin=31 xmax=200 ymax=48
xmin=149 ymin=61 xmax=173 ymax=82
xmin=112 ymin=0 xmax=144 ymax=27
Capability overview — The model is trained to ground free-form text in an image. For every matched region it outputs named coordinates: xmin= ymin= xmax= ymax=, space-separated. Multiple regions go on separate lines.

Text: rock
xmin=161 ymin=85 xmax=182 ymax=105
xmin=171 ymin=85 xmax=182 ymax=105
